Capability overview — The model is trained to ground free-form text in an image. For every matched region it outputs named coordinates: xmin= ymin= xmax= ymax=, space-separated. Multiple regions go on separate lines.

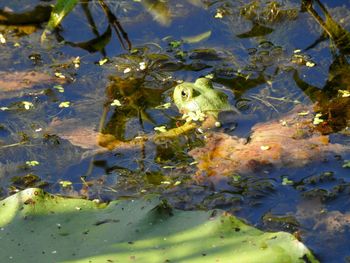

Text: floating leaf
xmin=169 ymin=40 xmax=182 ymax=48
xmin=54 ymin=85 xmax=64 ymax=93
xmin=343 ymin=160 xmax=350 ymax=168
xmin=139 ymin=62 xmax=147 ymax=70
xmin=260 ymin=145 xmax=271 ymax=151
xmin=154 ymin=126 xmax=167 ymax=133
xmin=59 ymin=101 xmax=70 ymax=108
xmin=313 ymin=113 xmax=324 ymax=125
xmin=0 ymin=189 xmax=318 ymax=262
xmin=182 ymin=110 xmax=206 ymax=122
xmin=215 ymin=121 xmax=221 ymax=127
xmin=282 ymin=177 xmax=294 ymax=185
xmin=155 ymin=102 xmax=171 ymax=109
xmin=22 ymin=101 xmax=34 ymax=110
xmin=306 ymin=61 xmax=316 ymax=67
xmin=54 ymin=72 xmax=66 ymax=79
xmin=173 ymin=181 xmax=181 ymax=186
xmin=162 ymin=165 xmax=175 ymax=169
xmin=298 ymin=111 xmax=309 ymax=116
xmin=111 ymin=99 xmax=122 ymax=107
xmin=175 ymin=50 xmax=186 ymax=59
xmin=0 ymin=33 xmax=6 ymax=44
xmin=25 ymin=161 xmax=40 ymax=167
xmin=59 ymin=180 xmax=73 ymax=187
xmin=280 ymin=120 xmax=287 ymax=126
xmin=73 ymin=56 xmax=80 ymax=68
xmin=214 ymin=10 xmax=224 ymax=19
xmin=232 ymin=175 xmax=241 ymax=182
xmin=123 ymin=67 xmax=131 ymax=74
xmin=182 ymin=30 xmax=211 ymax=43
xmin=338 ymin=90 xmax=350 ymax=98
xmin=99 ymin=58 xmax=108 ymax=66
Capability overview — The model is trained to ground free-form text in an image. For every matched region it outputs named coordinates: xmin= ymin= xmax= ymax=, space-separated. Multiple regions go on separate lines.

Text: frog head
xmin=173 ymin=78 xmax=231 ymax=117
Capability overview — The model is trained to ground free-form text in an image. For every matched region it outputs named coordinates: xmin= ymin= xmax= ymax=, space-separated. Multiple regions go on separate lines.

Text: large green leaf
xmin=0 ymin=189 xmax=318 ymax=263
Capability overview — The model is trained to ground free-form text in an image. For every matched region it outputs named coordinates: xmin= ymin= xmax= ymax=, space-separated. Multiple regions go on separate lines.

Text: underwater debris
xmin=190 ymin=107 xmax=348 ymax=177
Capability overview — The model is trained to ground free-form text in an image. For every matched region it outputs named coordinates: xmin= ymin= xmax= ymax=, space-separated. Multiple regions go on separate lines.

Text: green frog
xmin=173 ymin=78 xmax=232 ymax=119
xmin=153 ymin=78 xmax=236 ymax=140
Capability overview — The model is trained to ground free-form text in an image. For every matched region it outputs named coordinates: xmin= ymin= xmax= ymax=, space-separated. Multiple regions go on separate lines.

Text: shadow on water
xmin=55 ymin=0 xmax=132 ymax=55
xmin=291 ymin=0 xmax=350 ymax=135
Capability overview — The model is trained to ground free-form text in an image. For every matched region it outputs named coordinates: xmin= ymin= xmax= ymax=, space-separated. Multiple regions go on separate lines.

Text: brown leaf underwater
xmin=48 ymin=118 xmax=146 ymax=152
xmin=296 ymin=199 xmax=350 ymax=236
xmin=189 ymin=108 xmax=348 ymax=177
xmin=48 ymin=118 xmax=102 ymax=150
xmin=47 ymin=106 xmax=349 ymax=178
xmin=0 ymin=71 xmax=64 ymax=99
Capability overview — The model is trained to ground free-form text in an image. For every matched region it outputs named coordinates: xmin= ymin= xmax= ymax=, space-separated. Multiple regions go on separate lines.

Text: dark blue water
xmin=1 ymin=0 xmax=350 ymax=261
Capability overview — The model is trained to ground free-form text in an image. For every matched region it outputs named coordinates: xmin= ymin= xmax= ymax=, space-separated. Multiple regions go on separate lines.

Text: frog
xmin=153 ymin=78 xmax=237 ymax=140
xmin=173 ymin=78 xmax=232 ymax=119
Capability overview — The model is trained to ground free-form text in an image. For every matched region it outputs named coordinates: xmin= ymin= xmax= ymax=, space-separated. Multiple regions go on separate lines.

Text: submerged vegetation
xmin=0 ymin=0 xmax=350 ymax=261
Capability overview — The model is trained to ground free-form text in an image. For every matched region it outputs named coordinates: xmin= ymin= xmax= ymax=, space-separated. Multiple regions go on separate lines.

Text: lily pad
xmin=0 ymin=188 xmax=317 ymax=262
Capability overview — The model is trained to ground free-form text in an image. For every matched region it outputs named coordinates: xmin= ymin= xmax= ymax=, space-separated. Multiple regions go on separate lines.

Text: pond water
xmin=1 ymin=0 xmax=350 ymax=262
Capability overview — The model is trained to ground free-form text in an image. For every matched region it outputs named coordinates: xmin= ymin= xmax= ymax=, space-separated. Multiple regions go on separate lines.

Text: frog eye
xmin=180 ymin=87 xmax=192 ymax=101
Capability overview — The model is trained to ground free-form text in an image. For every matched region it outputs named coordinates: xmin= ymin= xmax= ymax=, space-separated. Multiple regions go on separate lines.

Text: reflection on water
xmin=0 ymin=0 xmax=350 ymax=261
